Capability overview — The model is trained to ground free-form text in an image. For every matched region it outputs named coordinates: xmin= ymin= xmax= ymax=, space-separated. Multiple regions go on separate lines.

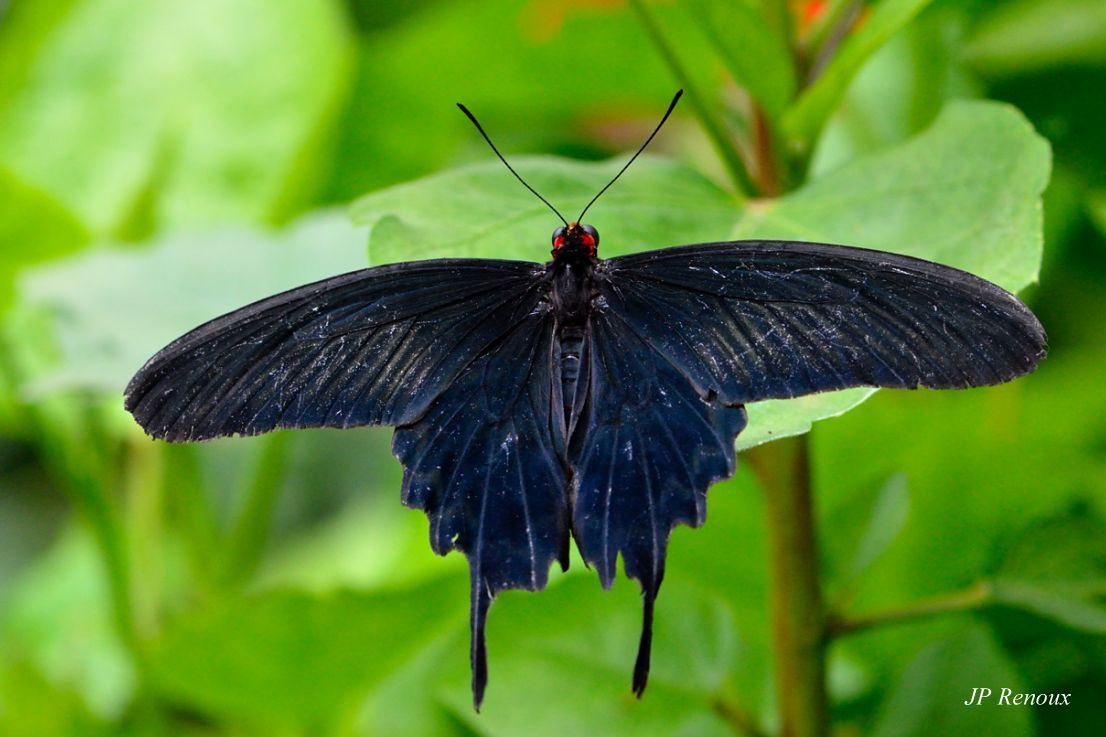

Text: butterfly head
xmin=552 ymin=223 xmax=599 ymax=259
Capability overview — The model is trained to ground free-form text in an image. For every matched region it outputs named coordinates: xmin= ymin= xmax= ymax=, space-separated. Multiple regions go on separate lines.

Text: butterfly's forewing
xmin=568 ymin=307 xmax=748 ymax=695
xmin=598 ymin=241 xmax=1046 ymax=405
xmin=392 ymin=304 xmax=567 ymax=709
xmin=125 ymin=259 xmax=548 ymax=441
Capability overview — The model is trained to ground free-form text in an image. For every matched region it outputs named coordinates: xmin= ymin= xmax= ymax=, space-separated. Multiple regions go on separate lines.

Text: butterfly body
xmin=549 ymin=223 xmax=601 ymax=429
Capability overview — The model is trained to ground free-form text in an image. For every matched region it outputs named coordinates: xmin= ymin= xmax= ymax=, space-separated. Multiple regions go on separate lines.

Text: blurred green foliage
xmin=0 ymin=1 xmax=1104 ymax=736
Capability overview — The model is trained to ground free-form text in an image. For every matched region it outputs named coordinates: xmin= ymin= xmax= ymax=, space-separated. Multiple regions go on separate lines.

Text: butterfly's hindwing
xmin=392 ymin=303 xmax=568 ymax=708
xmin=569 ymin=304 xmax=748 ymax=694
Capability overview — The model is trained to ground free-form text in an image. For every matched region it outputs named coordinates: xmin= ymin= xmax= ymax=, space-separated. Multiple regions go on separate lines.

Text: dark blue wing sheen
xmin=125 ymin=259 xmax=548 ymax=441
xmin=568 ymin=306 xmax=748 ymax=696
xmin=392 ymin=305 xmax=567 ymax=710
xmin=598 ymin=240 xmax=1046 ymax=404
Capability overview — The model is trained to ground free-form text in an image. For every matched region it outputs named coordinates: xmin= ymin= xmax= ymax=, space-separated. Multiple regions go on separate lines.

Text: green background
xmin=0 ymin=0 xmax=1104 ymax=735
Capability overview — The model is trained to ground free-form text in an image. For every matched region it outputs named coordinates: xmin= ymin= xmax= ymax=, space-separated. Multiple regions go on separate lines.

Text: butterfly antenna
xmin=457 ymin=102 xmax=568 ymax=227
xmin=576 ymin=89 xmax=683 ymax=224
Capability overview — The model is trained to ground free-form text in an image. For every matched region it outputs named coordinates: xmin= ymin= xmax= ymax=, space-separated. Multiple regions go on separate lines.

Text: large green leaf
xmin=150 ymin=577 xmax=467 ymax=726
xmin=992 ymin=511 xmax=1106 ymax=635
xmin=742 ymin=101 xmax=1047 ymax=444
xmin=0 ymin=658 xmax=109 ymax=737
xmin=10 ymin=213 xmax=370 ymax=400
xmin=870 ymin=625 xmax=1034 ymax=737
xmin=0 ymin=0 xmax=351 ymax=234
xmin=738 ymin=388 xmax=874 ymax=450
xmin=810 ymin=5 xmax=980 ymax=178
xmin=812 ymin=343 xmax=1106 ymax=699
xmin=0 ymin=168 xmax=88 ymax=430
xmin=352 ymin=155 xmax=741 ymax=263
xmin=0 ymin=168 xmax=88 ymax=314
xmin=964 ymin=0 xmax=1106 ymax=76
xmin=0 ymin=527 xmax=133 ymax=720
xmin=848 ymin=472 xmax=910 ymax=581
xmin=151 ymin=572 xmax=737 ymax=732
xmin=740 ymin=101 xmax=1050 ymax=292
xmin=441 ymin=576 xmax=737 ymax=737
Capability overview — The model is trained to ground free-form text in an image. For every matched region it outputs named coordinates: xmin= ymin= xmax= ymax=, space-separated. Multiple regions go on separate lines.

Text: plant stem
xmin=827 ymin=580 xmax=994 ymax=638
xmin=626 ymin=0 xmax=756 ymax=199
xmin=761 ymin=0 xmax=795 ymax=50
xmin=125 ymin=434 xmax=164 ymax=638
xmin=798 ymin=0 xmax=856 ymax=65
xmin=804 ymin=1 xmax=863 ymax=85
xmin=747 ymin=435 xmax=829 ymax=737
xmin=751 ymin=104 xmax=784 ymax=197
xmin=712 ymin=693 xmax=770 ymax=737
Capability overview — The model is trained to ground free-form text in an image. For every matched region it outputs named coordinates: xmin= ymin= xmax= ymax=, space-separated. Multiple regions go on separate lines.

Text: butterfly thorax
xmin=549 ymin=255 xmax=595 ymax=321
xmin=549 ymin=222 xmax=599 ymax=319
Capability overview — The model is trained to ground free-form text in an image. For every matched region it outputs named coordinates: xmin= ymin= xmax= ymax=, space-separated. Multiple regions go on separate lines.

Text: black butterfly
xmin=125 ymin=92 xmax=1046 ymax=710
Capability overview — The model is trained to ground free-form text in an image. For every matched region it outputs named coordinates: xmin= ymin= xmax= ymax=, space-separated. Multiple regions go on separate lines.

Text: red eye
xmin=551 ymin=226 xmax=567 ymax=253
xmin=579 ymin=233 xmax=596 ymax=255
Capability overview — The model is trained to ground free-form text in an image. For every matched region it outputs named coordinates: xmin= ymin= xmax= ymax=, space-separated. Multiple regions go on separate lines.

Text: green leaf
xmin=0 ymin=659 xmax=109 ymax=737
xmin=360 ymin=572 xmax=750 ymax=736
xmin=738 ymin=388 xmax=874 ymax=450
xmin=992 ymin=582 xmax=1106 ymax=635
xmin=964 ymin=0 xmax=1106 ymax=76
xmin=849 ymin=472 xmax=910 ymax=580
xmin=0 ymin=168 xmax=89 ymax=314
xmin=870 ymin=625 xmax=1034 ymax=737
xmin=9 ymin=212 xmax=370 ymax=399
xmin=734 ymin=101 xmax=1049 ymax=443
xmin=1087 ymin=189 xmax=1106 ymax=239
xmin=352 ymin=155 xmax=741 ymax=264
xmin=809 ymin=6 xmax=979 ymax=178
xmin=684 ymin=0 xmax=796 ymax=120
xmin=814 ymin=341 xmax=1106 ymax=642
xmin=0 ymin=0 xmax=80 ymax=106
xmin=150 ymin=577 xmax=467 ymax=726
xmin=783 ymin=0 xmax=936 ymax=150
xmin=439 ymin=576 xmax=737 ymax=737
xmin=992 ymin=510 xmax=1106 ymax=635
xmin=0 ymin=526 xmax=134 ymax=720
xmin=0 ymin=0 xmax=351 ymax=234
xmin=741 ymin=101 xmax=1051 ymax=292
xmin=446 ymin=652 xmax=731 ymax=737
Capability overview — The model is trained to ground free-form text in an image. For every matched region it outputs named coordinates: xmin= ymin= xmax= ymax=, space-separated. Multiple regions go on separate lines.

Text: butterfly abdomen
xmin=558 ymin=323 xmax=586 ymax=417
